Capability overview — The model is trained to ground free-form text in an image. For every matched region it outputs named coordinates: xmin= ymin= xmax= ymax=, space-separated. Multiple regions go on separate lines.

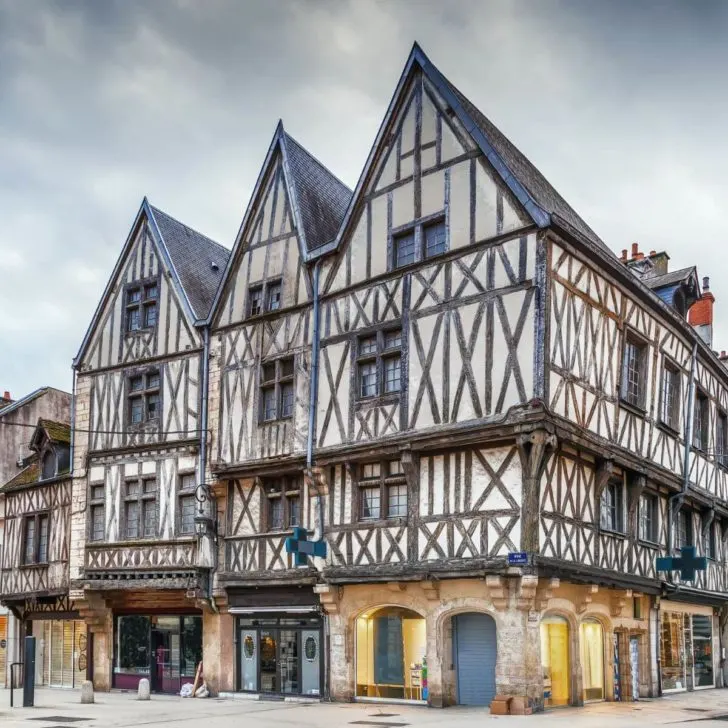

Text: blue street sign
xmin=508 ymin=552 xmax=529 ymax=566
xmin=285 ymin=526 xmax=327 ymax=566
xmin=656 ymin=545 xmax=707 ymax=582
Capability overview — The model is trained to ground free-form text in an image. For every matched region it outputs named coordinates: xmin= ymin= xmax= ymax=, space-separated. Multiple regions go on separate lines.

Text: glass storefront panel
xmin=692 ymin=615 xmax=714 ymax=688
xmin=580 ymin=620 xmax=605 ymax=702
xmin=660 ymin=612 xmax=686 ymax=691
xmin=540 ymin=616 xmax=570 ymax=707
xmin=114 ymin=615 xmax=202 ymax=693
xmin=355 ymin=606 xmax=426 ymax=701
xmin=238 ymin=615 xmax=322 ymax=697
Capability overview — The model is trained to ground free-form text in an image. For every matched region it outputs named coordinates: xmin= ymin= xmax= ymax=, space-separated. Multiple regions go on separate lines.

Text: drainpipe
xmin=69 ymin=366 xmax=77 ymax=474
xmin=198 ymin=324 xmax=215 ymax=598
xmin=667 ymin=340 xmax=698 ymax=559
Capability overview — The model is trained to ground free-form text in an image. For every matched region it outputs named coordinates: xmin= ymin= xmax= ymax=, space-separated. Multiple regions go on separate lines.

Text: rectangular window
xmin=127 ymin=369 xmax=161 ymax=425
xmin=693 ymin=391 xmax=709 ymax=451
xmin=639 ymin=492 xmax=658 ymax=542
xmin=358 ymin=459 xmax=407 ymax=522
xmin=124 ymin=478 xmax=158 ymax=539
xmin=394 ymin=230 xmax=416 ymax=268
xmin=248 ymin=279 xmax=283 ymax=317
xmin=600 ymin=479 xmax=624 ymax=532
xmin=717 ymin=412 xmax=728 ymax=467
xmin=179 ymin=473 xmax=197 ymax=535
xmin=677 ymin=509 xmax=692 ymax=549
xmin=90 ymin=483 xmax=105 ymax=542
xmin=660 ymin=361 xmax=680 ymax=430
xmin=264 ymin=475 xmax=302 ymax=531
xmin=356 ymin=328 xmax=403 ymax=399
xmin=621 ymin=334 xmax=647 ymax=409
xmin=23 ymin=517 xmax=36 ymax=564
xmin=38 ymin=514 xmax=49 ymax=563
xmin=125 ymin=279 xmax=158 ymax=332
xmin=704 ymin=522 xmax=716 ymax=560
xmin=259 ymin=357 xmax=295 ymax=422
xmin=424 ymin=219 xmax=447 ymax=258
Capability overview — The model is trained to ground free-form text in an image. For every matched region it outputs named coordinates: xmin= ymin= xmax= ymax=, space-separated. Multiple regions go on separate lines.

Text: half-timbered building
xmin=0 ymin=386 xmax=72 ymax=688
xmin=199 ymin=43 xmax=728 ymax=711
xmin=71 ymin=199 xmax=229 ymax=693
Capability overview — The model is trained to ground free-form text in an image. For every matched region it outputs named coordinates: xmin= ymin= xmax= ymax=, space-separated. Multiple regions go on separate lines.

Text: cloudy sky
xmin=1 ymin=0 xmax=727 ymax=397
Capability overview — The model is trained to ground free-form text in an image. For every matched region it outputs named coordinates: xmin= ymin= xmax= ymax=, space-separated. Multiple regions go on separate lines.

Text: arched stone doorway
xmin=580 ymin=618 xmax=605 ymax=702
xmin=540 ymin=615 xmax=571 ymax=707
xmin=355 ymin=606 xmax=426 ymax=702
xmin=452 ymin=612 xmax=497 ymax=706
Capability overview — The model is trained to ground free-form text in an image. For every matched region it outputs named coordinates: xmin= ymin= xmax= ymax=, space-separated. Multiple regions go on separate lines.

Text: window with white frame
xmin=358 ymin=459 xmax=408 ymax=521
xmin=356 ymin=328 xmax=402 ymax=399
xmin=600 ymin=478 xmax=624 ymax=532
xmin=639 ymin=492 xmax=658 ymax=542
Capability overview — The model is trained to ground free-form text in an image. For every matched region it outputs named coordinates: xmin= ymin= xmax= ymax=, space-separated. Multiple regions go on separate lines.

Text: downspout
xmin=198 ymin=324 xmax=216 ymax=605
xmin=69 ymin=366 xmax=77 ymax=474
xmin=667 ymin=340 xmax=698 ymax=564
xmin=306 ymin=259 xmax=327 ymax=698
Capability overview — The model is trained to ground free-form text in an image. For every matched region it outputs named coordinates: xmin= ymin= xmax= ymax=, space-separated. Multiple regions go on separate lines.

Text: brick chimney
xmin=647 ymin=250 xmax=670 ymax=276
xmin=689 ymin=277 xmax=714 ymax=347
xmin=0 ymin=390 xmax=12 ymax=405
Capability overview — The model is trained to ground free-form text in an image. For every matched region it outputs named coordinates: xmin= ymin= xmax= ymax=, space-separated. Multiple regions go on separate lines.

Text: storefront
xmin=33 ymin=619 xmax=87 ymax=688
xmin=0 ymin=613 xmax=7 ymax=687
xmin=580 ymin=619 xmax=605 ymax=702
xmin=540 ymin=615 xmax=570 ymax=707
xmin=355 ymin=606 xmax=427 ymax=702
xmin=230 ymin=586 xmax=323 ymax=698
xmin=113 ymin=613 xmax=202 ymax=693
xmin=659 ymin=601 xmax=716 ymax=693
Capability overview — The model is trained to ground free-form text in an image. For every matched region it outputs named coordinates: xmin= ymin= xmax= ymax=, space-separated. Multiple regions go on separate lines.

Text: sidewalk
xmin=1 ymin=686 xmax=727 ymax=728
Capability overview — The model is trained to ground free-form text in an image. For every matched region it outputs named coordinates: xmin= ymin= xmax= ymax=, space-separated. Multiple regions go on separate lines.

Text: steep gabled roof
xmin=325 ymin=43 xmax=611 ymax=260
xmin=643 ymin=266 xmax=698 ymax=290
xmin=148 ymin=205 xmax=231 ymax=319
xmin=31 ymin=418 xmax=71 ymax=450
xmin=282 ymin=132 xmax=352 ymax=252
xmin=208 ymin=122 xmax=351 ymax=322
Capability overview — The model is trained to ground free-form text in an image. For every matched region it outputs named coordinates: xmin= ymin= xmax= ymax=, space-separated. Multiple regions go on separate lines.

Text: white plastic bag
xmin=180 ymin=683 xmax=194 ymax=698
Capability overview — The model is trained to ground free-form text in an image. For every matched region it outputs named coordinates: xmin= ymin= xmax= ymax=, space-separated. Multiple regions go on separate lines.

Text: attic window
xmin=41 ymin=450 xmax=56 ymax=480
xmin=673 ymin=289 xmax=687 ymax=317
xmin=126 ymin=279 xmax=159 ymax=332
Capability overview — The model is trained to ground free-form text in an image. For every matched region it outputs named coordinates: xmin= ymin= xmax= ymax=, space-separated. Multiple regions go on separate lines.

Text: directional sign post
xmin=656 ymin=546 xmax=707 ymax=582
xmin=285 ymin=526 xmax=327 ymax=566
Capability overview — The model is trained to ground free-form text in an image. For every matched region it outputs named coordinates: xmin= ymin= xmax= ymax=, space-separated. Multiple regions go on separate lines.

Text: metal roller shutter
xmin=454 ymin=613 xmax=497 ymax=706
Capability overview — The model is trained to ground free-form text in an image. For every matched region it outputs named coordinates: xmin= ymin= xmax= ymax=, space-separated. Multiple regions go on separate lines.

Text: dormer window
xmin=41 ymin=450 xmax=56 ymax=480
xmin=126 ymin=279 xmax=159 ymax=332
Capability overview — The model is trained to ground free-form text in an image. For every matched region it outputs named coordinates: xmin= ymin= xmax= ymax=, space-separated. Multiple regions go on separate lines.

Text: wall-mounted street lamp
xmin=194 ymin=482 xmax=217 ymax=539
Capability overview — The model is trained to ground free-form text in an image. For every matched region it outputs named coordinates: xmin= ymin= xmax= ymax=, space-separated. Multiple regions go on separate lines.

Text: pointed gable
xmin=212 ymin=123 xmax=351 ymax=327
xmin=75 ymin=200 xmax=224 ymax=370
xmin=323 ymin=43 xmax=609 ymax=295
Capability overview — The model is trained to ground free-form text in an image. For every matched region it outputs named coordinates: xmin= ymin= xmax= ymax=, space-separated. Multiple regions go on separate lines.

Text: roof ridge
xmin=148 ymin=203 xmax=231 ymax=254
xmin=282 ymin=131 xmax=353 ymax=195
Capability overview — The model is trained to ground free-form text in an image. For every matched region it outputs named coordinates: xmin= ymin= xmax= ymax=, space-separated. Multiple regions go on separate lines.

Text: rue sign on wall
xmin=507 ymin=552 xmax=529 ymax=566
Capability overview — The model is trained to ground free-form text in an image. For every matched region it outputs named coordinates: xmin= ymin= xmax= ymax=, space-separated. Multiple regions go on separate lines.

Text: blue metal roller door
xmin=454 ymin=613 xmax=497 ymax=706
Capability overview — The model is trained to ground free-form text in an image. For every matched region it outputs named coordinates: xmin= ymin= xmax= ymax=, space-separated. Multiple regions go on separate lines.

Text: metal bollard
xmin=23 ymin=636 xmax=36 ymax=707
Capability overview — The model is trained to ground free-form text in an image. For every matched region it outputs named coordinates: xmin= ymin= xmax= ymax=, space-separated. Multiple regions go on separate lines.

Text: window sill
xmin=619 ymin=399 xmax=647 ymax=417
xmin=124 ymin=327 xmax=156 ymax=337
xmin=356 ymin=392 xmax=401 ymax=406
xmin=638 ymin=538 xmax=660 ymax=549
xmin=600 ymin=528 xmax=627 ymax=539
xmin=259 ymin=416 xmax=293 ymax=426
xmin=656 ymin=421 xmax=680 ymax=438
xmin=357 ymin=516 xmax=408 ymax=527
xmin=20 ymin=562 xmax=49 ymax=569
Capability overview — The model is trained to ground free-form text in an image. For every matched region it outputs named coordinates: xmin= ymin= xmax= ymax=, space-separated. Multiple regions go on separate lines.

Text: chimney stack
xmin=1 ymin=390 xmax=11 ymax=402
xmin=689 ymin=276 xmax=715 ymax=348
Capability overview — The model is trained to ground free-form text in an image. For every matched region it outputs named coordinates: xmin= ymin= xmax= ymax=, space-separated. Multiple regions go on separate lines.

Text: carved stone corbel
xmin=536 ymin=577 xmax=560 ymax=611
xmin=577 ymin=584 xmax=599 ymax=614
xmin=517 ymin=428 xmax=558 ymax=553
xmin=314 ymin=583 xmax=341 ymax=614
xmin=516 ymin=574 xmax=539 ymax=611
xmin=610 ymin=589 xmax=632 ymax=617
xmin=421 ymin=580 xmax=440 ymax=602
xmin=486 ymin=575 xmax=508 ymax=610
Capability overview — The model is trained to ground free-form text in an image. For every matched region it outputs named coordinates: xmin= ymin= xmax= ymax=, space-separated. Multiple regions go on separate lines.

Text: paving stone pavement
xmin=1 ymin=688 xmax=728 ymax=728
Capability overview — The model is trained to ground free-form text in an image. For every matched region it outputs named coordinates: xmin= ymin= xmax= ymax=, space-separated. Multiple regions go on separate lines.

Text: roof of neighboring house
xmin=282 ymin=132 xmax=352 ymax=252
xmin=34 ymin=418 xmax=71 ymax=447
xmin=148 ymin=205 xmax=231 ymax=320
xmin=0 ymin=387 xmax=60 ymax=418
xmin=0 ymin=459 xmax=40 ymax=492
xmin=643 ymin=266 xmax=698 ymax=290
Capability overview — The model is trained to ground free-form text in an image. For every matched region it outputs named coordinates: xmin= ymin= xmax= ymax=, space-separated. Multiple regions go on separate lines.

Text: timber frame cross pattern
xmin=656 ymin=546 xmax=708 ymax=582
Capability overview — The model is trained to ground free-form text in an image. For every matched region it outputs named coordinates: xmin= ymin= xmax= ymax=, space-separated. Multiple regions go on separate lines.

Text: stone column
xmin=202 ymin=607 xmax=234 ymax=694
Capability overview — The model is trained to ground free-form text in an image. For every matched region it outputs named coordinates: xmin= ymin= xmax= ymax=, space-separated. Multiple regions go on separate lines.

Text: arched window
xmin=41 ymin=450 xmax=56 ymax=480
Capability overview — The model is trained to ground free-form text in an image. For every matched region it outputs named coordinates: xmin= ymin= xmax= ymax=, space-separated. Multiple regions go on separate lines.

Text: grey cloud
xmin=1 ymin=0 xmax=727 ymax=396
